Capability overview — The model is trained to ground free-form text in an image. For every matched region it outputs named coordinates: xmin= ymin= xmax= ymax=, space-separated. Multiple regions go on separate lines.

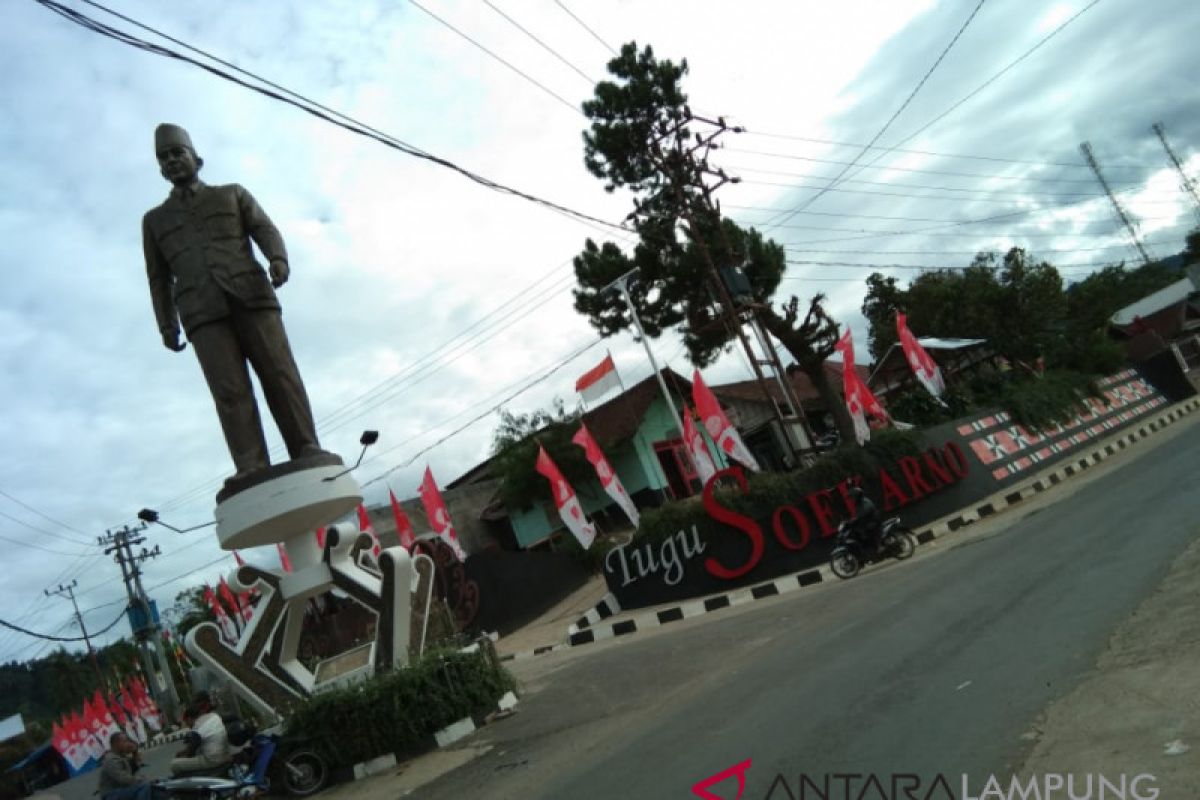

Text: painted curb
xmin=346 ymin=690 xmax=521 ymax=782
xmin=498 ymin=396 xmax=1200 ymax=662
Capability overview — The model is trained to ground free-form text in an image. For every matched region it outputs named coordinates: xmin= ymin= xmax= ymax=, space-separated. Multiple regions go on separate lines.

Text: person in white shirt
xmin=169 ymin=693 xmax=232 ymax=776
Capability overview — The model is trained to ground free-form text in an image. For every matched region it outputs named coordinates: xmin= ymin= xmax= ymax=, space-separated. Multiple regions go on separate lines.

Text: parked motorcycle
xmin=155 ymin=717 xmax=328 ymax=799
xmin=829 ymin=516 xmax=916 ymax=579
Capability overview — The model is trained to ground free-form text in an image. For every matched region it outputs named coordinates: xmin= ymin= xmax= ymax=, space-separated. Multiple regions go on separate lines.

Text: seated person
xmin=170 ymin=693 xmax=232 ymax=776
xmin=97 ymin=732 xmax=155 ymax=800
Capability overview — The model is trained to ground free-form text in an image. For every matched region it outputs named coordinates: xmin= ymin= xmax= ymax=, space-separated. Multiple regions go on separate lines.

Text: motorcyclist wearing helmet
xmin=845 ymin=481 xmax=883 ymax=553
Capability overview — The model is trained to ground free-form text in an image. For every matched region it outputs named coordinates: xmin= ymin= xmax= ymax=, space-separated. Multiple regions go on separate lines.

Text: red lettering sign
xmin=771 ymin=506 xmax=811 ymax=551
xmin=702 ymin=466 xmax=764 ymax=580
xmin=806 ymin=490 xmax=839 ymax=538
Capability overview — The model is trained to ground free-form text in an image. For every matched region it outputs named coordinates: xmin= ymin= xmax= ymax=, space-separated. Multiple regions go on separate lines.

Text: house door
xmin=654 ymin=438 xmax=702 ymax=499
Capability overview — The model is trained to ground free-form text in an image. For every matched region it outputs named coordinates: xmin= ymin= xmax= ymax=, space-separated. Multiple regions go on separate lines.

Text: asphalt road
xmin=410 ymin=418 xmax=1200 ymax=799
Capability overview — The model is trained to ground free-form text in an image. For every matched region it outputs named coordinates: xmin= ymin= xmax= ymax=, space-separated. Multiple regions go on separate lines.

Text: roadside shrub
xmin=286 ymin=646 xmax=515 ymax=768
xmin=993 ymin=370 xmax=1106 ymax=429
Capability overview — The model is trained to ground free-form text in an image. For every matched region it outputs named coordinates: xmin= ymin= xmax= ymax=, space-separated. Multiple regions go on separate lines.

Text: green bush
xmin=632 ymin=429 xmax=927 ymax=548
xmin=286 ymin=647 xmax=516 ymax=768
xmin=993 ymin=370 xmax=1106 ymax=429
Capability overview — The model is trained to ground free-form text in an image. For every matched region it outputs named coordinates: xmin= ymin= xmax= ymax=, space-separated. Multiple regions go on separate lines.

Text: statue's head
xmin=154 ymin=123 xmax=203 ymax=186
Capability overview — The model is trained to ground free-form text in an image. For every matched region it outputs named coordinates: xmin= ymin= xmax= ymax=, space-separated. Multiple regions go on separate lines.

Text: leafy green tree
xmin=572 ymin=43 xmax=853 ymax=441
xmin=488 ymin=399 xmax=596 ymax=511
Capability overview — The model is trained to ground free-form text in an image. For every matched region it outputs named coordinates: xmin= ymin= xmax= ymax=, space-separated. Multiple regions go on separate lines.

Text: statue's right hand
xmin=161 ymin=330 xmax=187 ymax=352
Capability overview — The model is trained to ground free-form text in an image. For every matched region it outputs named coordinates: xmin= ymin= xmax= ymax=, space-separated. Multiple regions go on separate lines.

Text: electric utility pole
xmin=100 ymin=525 xmax=180 ymax=722
xmin=44 ymin=579 xmax=105 ymax=691
xmin=646 ymin=111 xmax=810 ymax=462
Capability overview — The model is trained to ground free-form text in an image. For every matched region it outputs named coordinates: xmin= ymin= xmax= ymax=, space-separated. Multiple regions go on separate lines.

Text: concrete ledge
xmin=497 ymin=396 xmax=1200 ymax=662
xmin=346 ymin=690 xmax=520 ymax=782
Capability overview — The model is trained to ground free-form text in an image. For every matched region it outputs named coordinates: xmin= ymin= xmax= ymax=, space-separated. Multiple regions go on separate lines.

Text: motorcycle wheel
xmin=280 ymin=750 xmax=328 ymax=797
xmin=891 ymin=529 xmax=917 ymax=560
xmin=830 ymin=550 xmax=860 ymax=579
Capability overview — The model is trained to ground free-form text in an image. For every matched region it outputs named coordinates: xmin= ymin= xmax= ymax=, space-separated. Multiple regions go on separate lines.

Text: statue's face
xmin=157 ymin=145 xmax=199 ymax=185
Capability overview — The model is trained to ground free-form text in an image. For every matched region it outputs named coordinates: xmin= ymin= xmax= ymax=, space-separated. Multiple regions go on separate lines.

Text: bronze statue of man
xmin=142 ymin=124 xmax=327 ymax=487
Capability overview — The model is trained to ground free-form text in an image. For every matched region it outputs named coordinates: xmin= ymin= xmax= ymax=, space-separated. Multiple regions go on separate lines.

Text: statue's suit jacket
xmin=142 ymin=181 xmax=286 ymax=336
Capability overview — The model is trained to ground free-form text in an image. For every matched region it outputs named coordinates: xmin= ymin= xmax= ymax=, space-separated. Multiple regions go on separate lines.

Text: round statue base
xmin=215 ymin=463 xmax=362 ymax=551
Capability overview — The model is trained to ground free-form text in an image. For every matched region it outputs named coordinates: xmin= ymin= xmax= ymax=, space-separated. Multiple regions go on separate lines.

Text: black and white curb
xmin=498 ymin=397 xmax=1200 ymax=662
xmin=567 ymin=592 xmax=621 ymax=635
xmin=349 ymin=690 xmax=520 ymax=780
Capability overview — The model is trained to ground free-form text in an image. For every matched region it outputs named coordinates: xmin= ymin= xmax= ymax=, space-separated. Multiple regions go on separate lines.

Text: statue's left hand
xmin=269 ymin=260 xmax=290 ymax=288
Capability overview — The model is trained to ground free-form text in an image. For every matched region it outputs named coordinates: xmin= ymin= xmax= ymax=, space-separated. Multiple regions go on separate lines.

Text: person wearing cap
xmin=141 ymin=124 xmax=327 ymax=486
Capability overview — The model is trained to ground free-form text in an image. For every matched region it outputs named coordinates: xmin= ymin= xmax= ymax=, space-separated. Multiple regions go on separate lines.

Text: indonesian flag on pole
xmin=575 ymin=353 xmax=621 ymax=404
xmin=572 ymin=423 xmax=639 ymax=526
xmin=419 ymin=467 xmax=467 ymax=560
xmin=120 ymin=684 xmax=145 ymax=744
xmin=219 ymin=576 xmax=251 ymax=623
xmin=534 ymin=445 xmax=597 ymax=549
xmin=896 ymin=312 xmax=946 ymax=397
xmin=94 ymin=690 xmax=121 ymax=741
xmin=83 ymin=697 xmax=106 ymax=757
xmin=276 ymin=542 xmax=293 ymax=573
xmin=682 ymin=404 xmax=718 ymax=485
xmin=835 ymin=329 xmax=889 ymax=445
xmin=204 ymin=585 xmax=238 ymax=643
xmin=692 ymin=369 xmax=760 ymax=471
xmin=70 ymin=711 xmax=93 ymax=763
xmin=357 ymin=503 xmax=382 ymax=558
xmin=389 ymin=489 xmax=417 ymax=550
xmin=52 ymin=720 xmax=76 ymax=771
xmin=133 ymin=676 xmax=161 ymax=732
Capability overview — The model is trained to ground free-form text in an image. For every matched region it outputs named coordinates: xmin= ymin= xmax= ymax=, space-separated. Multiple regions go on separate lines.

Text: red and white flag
xmin=71 ymin=709 xmax=99 ymax=762
xmin=535 ymin=445 xmax=597 ymax=549
xmin=219 ymin=576 xmax=252 ymax=623
xmin=357 ymin=503 xmax=382 ymax=558
xmin=834 ymin=329 xmax=890 ymax=445
xmin=119 ymin=684 xmax=146 ymax=745
xmin=682 ymin=404 xmax=718 ymax=485
xmin=51 ymin=720 xmax=78 ymax=771
xmin=389 ymin=489 xmax=416 ymax=550
xmin=572 ymin=423 xmax=639 ymax=526
xmin=204 ymin=585 xmax=238 ymax=643
xmin=419 ymin=467 xmax=466 ymax=560
xmin=575 ymin=353 xmax=621 ymax=404
xmin=94 ymin=690 xmax=121 ymax=741
xmin=132 ymin=676 xmax=161 ymax=732
xmin=896 ymin=312 xmax=945 ymax=398
xmin=82 ymin=697 xmax=106 ymax=758
xmin=693 ymin=369 xmax=760 ymax=471
xmin=276 ymin=542 xmax=293 ymax=574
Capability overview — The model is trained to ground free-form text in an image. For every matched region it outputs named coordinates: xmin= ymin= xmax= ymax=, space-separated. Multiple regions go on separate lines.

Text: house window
xmin=653 ymin=438 xmax=702 ymax=499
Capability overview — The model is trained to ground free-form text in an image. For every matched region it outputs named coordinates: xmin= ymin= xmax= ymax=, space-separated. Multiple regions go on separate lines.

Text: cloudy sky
xmin=2 ymin=0 xmax=1198 ymax=662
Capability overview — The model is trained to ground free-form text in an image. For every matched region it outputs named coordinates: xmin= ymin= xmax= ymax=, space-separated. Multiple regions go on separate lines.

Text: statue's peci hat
xmin=154 ymin=123 xmax=196 ymax=155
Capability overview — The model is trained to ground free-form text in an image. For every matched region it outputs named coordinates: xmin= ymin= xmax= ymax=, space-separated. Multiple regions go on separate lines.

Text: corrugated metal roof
xmin=1111 ymin=279 xmax=1195 ymax=326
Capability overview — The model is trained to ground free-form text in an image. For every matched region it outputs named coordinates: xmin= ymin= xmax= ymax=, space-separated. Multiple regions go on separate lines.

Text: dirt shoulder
xmin=1017 ymin=529 xmax=1200 ymax=796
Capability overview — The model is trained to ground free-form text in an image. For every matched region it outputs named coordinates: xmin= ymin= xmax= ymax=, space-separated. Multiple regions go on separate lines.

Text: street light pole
xmin=601 ymin=267 xmax=688 ymax=441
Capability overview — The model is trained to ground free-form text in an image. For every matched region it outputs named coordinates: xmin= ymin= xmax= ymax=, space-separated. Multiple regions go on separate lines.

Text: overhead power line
xmin=483 ymin=0 xmax=596 ymax=84
xmin=737 ymin=130 xmax=1147 ymax=171
xmin=553 ymin=0 xmax=619 ymax=56
xmin=0 ymin=488 xmax=94 ymax=542
xmin=0 ymin=606 xmax=126 ymax=643
xmin=767 ymin=0 xmax=989 ymax=226
xmin=407 ymin=0 xmax=584 ymax=115
xmin=826 ymin=0 xmax=1104 ymax=197
xmin=37 ymin=0 xmax=623 ymax=233
xmin=360 ymin=336 xmax=605 ymax=488
xmin=723 ymin=147 xmax=1134 ymax=186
